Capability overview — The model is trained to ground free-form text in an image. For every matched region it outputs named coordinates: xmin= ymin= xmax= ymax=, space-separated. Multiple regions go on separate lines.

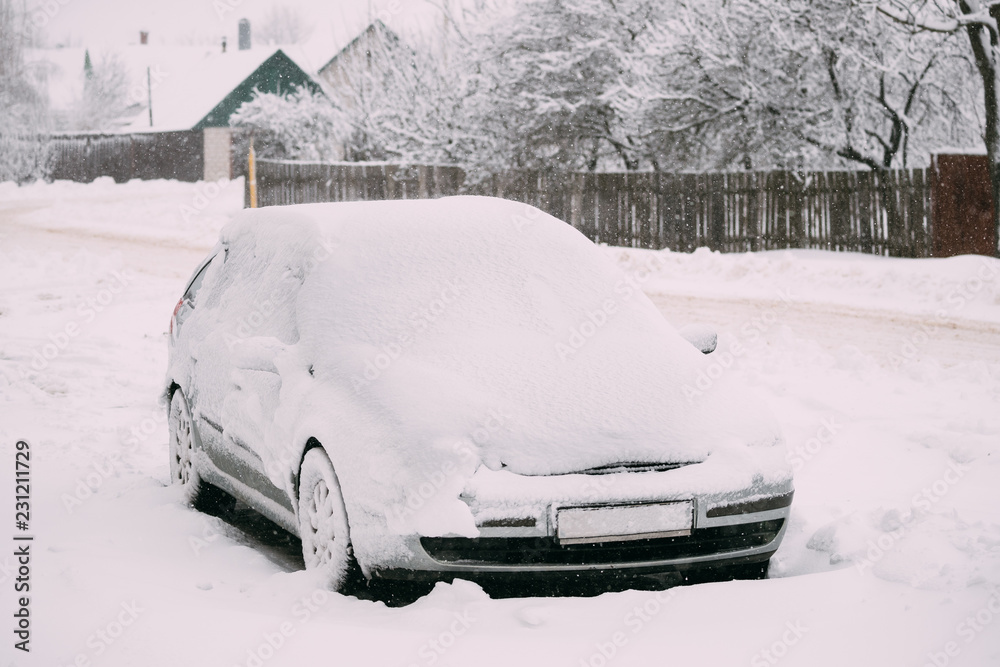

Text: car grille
xmin=420 ymin=519 xmax=784 ymax=566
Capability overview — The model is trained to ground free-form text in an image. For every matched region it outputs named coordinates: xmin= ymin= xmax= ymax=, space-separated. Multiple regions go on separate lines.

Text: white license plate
xmin=556 ymin=501 xmax=694 ymax=544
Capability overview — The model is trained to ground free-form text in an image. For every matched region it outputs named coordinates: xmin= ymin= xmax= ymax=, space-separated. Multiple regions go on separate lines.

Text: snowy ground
xmin=1 ymin=178 xmax=998 ymax=667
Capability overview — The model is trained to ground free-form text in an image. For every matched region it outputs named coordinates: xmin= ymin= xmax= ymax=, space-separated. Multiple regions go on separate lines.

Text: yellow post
xmin=248 ymin=139 xmax=258 ymax=209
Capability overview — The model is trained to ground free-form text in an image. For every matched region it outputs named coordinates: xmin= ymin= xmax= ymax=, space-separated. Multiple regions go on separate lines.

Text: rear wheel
xmin=298 ymin=447 xmax=362 ymax=593
xmin=168 ymin=390 xmax=234 ymax=515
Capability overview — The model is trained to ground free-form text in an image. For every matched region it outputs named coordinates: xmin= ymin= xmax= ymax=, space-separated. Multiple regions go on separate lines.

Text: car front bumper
xmin=370 ymin=456 xmax=793 ymax=581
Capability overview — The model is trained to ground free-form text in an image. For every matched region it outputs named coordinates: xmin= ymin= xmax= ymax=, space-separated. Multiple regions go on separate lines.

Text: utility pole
xmin=147 ymin=66 xmax=153 ymax=127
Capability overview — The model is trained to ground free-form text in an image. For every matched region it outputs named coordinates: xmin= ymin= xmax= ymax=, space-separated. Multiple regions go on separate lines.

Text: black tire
xmin=297 ymin=447 xmax=363 ymax=593
xmin=168 ymin=389 xmax=234 ymax=515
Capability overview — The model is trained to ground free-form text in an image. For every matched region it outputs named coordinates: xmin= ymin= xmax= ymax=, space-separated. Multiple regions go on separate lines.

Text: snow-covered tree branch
xmin=230 ymin=85 xmax=350 ymax=162
xmin=875 ymin=0 xmax=1000 ymax=256
xmin=0 ymin=0 xmax=51 ymax=183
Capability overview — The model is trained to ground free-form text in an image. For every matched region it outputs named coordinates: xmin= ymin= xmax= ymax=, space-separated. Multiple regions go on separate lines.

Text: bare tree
xmin=68 ymin=51 xmax=131 ymax=131
xmin=438 ymin=0 xmax=975 ymax=174
xmin=876 ymin=0 xmax=1000 ymax=256
xmin=0 ymin=0 xmax=50 ymax=182
xmin=319 ymin=19 xmax=481 ymax=165
xmin=456 ymin=0 xmax=659 ymax=172
xmin=635 ymin=0 xmax=978 ymax=172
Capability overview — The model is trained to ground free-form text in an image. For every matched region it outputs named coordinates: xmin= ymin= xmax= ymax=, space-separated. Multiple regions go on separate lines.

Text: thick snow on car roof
xmin=217 ymin=196 xmax=781 ymax=479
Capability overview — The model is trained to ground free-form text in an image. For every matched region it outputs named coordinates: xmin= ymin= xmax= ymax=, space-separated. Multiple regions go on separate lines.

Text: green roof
xmin=194 ymin=50 xmax=322 ymax=130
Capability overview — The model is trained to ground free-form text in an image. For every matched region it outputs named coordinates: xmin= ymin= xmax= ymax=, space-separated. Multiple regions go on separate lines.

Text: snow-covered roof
xmin=932 ymin=146 xmax=988 ymax=156
xmin=126 ymin=46 xmax=318 ymax=132
xmin=26 ymin=44 xmax=323 ymax=133
xmin=27 ymin=45 xmax=212 ymax=117
xmin=316 ymin=19 xmax=401 ymax=76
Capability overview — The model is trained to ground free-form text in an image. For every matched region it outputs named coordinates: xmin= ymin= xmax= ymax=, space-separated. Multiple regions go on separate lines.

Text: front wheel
xmin=298 ymin=447 xmax=362 ymax=593
xmin=168 ymin=390 xmax=233 ymax=514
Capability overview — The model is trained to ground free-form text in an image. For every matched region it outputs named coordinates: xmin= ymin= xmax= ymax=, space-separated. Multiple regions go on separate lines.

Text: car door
xmin=182 ymin=236 xmax=307 ymax=526
xmin=218 ymin=336 xmax=297 ymax=516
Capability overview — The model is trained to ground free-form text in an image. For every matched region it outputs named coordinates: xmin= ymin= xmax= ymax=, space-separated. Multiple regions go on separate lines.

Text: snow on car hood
xmin=204 ymin=197 xmax=784 ymax=550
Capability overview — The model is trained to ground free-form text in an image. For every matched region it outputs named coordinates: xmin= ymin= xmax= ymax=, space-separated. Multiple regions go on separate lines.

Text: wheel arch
xmin=293 ymin=436 xmax=327 ymax=504
xmin=163 ymin=380 xmax=180 ymax=404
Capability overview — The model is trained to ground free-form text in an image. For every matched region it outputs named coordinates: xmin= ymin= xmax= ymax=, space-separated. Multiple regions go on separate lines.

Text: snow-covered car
xmin=165 ymin=196 xmax=793 ymax=593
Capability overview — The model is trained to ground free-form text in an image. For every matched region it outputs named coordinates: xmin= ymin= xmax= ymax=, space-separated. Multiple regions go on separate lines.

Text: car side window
xmin=173 ymin=250 xmax=225 ymax=337
xmin=184 ymin=246 xmax=228 ymax=308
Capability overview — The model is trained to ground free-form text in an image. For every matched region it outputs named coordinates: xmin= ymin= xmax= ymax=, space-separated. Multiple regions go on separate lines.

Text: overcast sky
xmin=35 ymin=0 xmax=444 ymax=52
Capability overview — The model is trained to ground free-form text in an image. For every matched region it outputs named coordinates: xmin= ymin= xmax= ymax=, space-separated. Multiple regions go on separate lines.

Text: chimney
xmin=140 ymin=31 xmax=148 ymax=45
xmin=221 ymin=36 xmax=227 ymax=53
xmin=238 ymin=19 xmax=251 ymax=50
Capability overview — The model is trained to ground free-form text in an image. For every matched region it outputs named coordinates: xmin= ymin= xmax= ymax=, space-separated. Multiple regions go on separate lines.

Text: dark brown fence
xmin=251 ymin=159 xmax=932 ymax=256
xmin=49 ymin=131 xmax=204 ymax=183
xmin=251 ymin=160 xmax=465 ymax=208
xmin=931 ymin=154 xmax=997 ymax=257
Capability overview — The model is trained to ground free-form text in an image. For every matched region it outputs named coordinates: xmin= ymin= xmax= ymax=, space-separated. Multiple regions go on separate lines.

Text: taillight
xmin=170 ymin=298 xmax=184 ymax=335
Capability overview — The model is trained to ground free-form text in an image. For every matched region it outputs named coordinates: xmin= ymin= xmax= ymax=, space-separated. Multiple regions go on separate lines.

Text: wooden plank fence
xmin=49 ymin=131 xmax=204 ymax=183
xmin=252 ymin=160 xmax=465 ymax=207
xmin=252 ymin=159 xmax=932 ymax=257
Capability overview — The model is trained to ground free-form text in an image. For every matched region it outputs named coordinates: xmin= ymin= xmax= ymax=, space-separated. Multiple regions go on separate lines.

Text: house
xmin=28 ymin=19 xmax=406 ymax=183
xmin=316 ymin=19 xmax=414 ymax=114
xmin=120 ymin=47 xmax=322 ymax=180
xmin=29 ymin=34 xmax=324 ymax=182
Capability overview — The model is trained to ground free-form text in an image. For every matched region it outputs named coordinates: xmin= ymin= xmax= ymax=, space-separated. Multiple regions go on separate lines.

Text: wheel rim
xmin=298 ymin=450 xmax=350 ymax=574
xmin=170 ymin=395 xmax=194 ymax=486
xmin=305 ymin=479 xmax=337 ymax=564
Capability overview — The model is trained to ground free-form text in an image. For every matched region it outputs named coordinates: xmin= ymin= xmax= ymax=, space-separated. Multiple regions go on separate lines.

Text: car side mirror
xmin=678 ymin=324 xmax=718 ymax=355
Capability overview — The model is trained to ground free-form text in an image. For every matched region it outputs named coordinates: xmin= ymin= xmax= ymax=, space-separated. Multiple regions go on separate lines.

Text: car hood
xmin=282 ymin=197 xmax=782 ymax=473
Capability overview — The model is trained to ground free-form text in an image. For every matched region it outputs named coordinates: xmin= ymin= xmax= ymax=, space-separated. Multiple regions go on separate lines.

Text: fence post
xmin=248 ymin=141 xmax=257 ymax=208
